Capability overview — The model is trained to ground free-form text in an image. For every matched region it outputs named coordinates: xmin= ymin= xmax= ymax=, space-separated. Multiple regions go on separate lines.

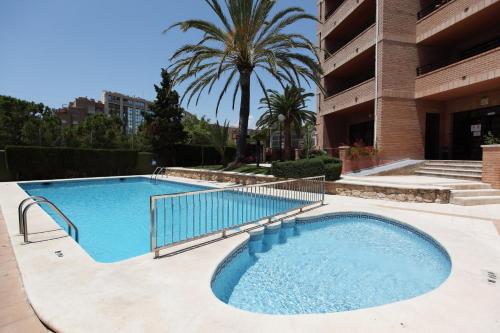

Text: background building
xmin=316 ymin=0 xmax=500 ymax=161
xmin=56 ymin=97 xmax=105 ymax=126
xmin=101 ymin=91 xmax=152 ymax=134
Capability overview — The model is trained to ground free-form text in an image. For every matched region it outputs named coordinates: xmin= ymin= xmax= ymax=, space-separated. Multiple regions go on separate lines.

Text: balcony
xmin=322 ymin=78 xmax=375 ymax=114
xmin=323 ymin=24 xmax=375 ymax=76
xmin=322 ymin=0 xmax=371 ymax=37
xmin=416 ymin=0 xmax=500 ymax=44
xmin=417 ymin=36 xmax=500 ymax=75
xmin=415 ymin=46 xmax=500 ymax=99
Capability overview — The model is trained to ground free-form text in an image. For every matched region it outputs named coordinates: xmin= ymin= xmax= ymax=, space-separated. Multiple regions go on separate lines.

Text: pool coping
xmin=0 ymin=176 xmax=499 ymax=332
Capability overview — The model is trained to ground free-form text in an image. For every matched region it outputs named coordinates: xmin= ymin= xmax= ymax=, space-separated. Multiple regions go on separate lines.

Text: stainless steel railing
xmin=150 ymin=176 xmax=325 ymax=257
xmin=18 ymin=196 xmax=79 ymax=244
xmin=151 ymin=167 xmax=167 ymax=183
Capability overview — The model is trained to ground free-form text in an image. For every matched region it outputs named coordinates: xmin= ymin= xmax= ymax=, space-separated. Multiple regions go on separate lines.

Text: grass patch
xmin=192 ymin=164 xmax=270 ymax=175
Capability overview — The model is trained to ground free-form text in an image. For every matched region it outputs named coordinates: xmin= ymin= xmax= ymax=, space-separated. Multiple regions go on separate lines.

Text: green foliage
xmin=271 ymin=157 xmax=342 ymax=181
xmin=484 ymin=131 xmax=500 ymax=145
xmin=301 ymin=123 xmax=315 ymax=159
xmin=184 ymin=114 xmax=212 ymax=145
xmin=0 ymin=95 xmax=50 ymax=148
xmin=172 ymin=144 xmax=236 ymax=167
xmin=0 ymin=150 xmax=12 ymax=181
xmin=5 ymin=146 xmax=138 ymax=180
xmin=257 ymin=86 xmax=315 ymax=160
xmin=167 ymin=0 xmax=322 ymax=162
xmin=76 ymin=114 xmax=127 ymax=149
xmin=209 ymin=120 xmax=230 ymax=165
xmin=144 ymin=69 xmax=186 ymax=163
xmin=136 ymin=152 xmax=156 ymax=174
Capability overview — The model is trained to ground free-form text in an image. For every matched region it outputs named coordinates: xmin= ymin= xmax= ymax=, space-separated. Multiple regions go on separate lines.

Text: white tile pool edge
xmin=0 ymin=177 xmax=499 ymax=332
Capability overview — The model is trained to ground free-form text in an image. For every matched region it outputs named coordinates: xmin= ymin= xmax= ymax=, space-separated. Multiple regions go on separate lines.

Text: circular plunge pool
xmin=211 ymin=213 xmax=451 ymax=315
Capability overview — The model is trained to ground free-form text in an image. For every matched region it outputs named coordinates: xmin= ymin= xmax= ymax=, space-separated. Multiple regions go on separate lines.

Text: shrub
xmin=136 ymin=152 xmax=156 ymax=174
xmin=0 ymin=150 xmax=12 ymax=181
xmin=271 ymin=157 xmax=342 ymax=181
xmin=6 ymin=146 xmax=138 ymax=180
xmin=170 ymin=145 xmax=236 ymax=167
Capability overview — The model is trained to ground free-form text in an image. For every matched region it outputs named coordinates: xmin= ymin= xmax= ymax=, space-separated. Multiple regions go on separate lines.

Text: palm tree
xmin=256 ymin=85 xmax=315 ymax=160
xmin=167 ymin=0 xmax=321 ymax=167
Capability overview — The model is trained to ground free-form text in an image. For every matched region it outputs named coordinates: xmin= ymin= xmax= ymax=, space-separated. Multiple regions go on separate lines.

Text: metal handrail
xmin=19 ymin=197 xmax=79 ymax=244
xmin=150 ymin=176 xmax=325 ymax=257
xmin=151 ymin=166 xmax=167 ymax=183
xmin=18 ymin=196 xmax=46 ymax=234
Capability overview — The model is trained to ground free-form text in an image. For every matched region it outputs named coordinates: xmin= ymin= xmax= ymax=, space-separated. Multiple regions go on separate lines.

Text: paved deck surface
xmin=0 ymin=210 xmax=46 ymax=333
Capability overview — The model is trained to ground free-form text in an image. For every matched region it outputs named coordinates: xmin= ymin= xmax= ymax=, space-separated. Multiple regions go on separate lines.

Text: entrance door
xmin=452 ymin=106 xmax=500 ymax=160
xmin=425 ymin=113 xmax=440 ymax=160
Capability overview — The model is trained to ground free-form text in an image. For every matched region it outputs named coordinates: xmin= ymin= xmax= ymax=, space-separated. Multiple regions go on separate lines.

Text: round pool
xmin=211 ymin=213 xmax=451 ymax=315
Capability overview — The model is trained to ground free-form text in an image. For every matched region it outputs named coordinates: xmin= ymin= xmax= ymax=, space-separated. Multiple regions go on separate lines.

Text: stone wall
xmin=324 ymin=181 xmax=450 ymax=203
xmin=166 ymin=167 xmax=277 ymax=185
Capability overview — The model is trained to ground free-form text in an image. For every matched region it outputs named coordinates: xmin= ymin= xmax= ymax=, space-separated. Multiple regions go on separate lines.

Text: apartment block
xmin=56 ymin=97 xmax=105 ymax=126
xmin=317 ymin=0 xmax=500 ymax=161
xmin=101 ymin=91 xmax=152 ymax=134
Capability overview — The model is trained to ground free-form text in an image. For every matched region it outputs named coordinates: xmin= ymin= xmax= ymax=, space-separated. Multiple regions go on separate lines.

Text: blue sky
xmin=0 ymin=0 xmax=317 ymax=128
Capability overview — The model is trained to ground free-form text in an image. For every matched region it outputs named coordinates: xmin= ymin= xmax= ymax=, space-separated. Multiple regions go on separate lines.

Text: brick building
xmin=316 ymin=0 xmax=500 ymax=161
xmin=56 ymin=97 xmax=105 ymax=126
xmin=101 ymin=91 xmax=152 ymax=134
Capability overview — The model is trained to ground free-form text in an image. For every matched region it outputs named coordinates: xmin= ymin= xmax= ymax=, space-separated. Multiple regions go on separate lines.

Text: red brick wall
xmin=482 ymin=145 xmax=500 ymax=189
xmin=415 ymin=48 xmax=500 ymax=98
xmin=416 ymin=0 xmax=499 ymax=43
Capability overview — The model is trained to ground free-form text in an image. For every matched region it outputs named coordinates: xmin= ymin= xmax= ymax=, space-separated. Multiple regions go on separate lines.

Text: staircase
xmin=414 ymin=160 xmax=500 ymax=205
xmin=414 ymin=160 xmax=483 ymax=181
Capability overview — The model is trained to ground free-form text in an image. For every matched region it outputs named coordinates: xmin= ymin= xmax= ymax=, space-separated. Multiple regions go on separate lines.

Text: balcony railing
xmin=323 ymin=20 xmax=375 ymax=60
xmin=325 ymin=72 xmax=375 ymax=98
xmin=417 ymin=0 xmax=453 ymax=20
xmin=417 ymin=36 xmax=500 ymax=76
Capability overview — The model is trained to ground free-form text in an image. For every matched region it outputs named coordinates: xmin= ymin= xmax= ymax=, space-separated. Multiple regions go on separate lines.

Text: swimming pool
xmin=211 ymin=213 xmax=451 ymax=315
xmin=19 ymin=177 xmax=211 ymax=262
xmin=19 ymin=177 xmax=308 ymax=263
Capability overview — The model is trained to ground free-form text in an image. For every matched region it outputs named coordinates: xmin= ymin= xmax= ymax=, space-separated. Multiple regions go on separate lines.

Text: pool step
xmin=450 ymin=196 xmax=500 ymax=206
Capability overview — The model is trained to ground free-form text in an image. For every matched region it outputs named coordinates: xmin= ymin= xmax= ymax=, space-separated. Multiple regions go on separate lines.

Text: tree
xmin=144 ymin=69 xmax=186 ymax=164
xmin=256 ymin=85 xmax=315 ymax=160
xmin=209 ymin=120 xmax=230 ymax=165
xmin=183 ymin=114 xmax=212 ymax=145
xmin=0 ymin=95 xmax=46 ymax=148
xmin=76 ymin=114 xmax=126 ymax=149
xmin=20 ymin=112 xmax=63 ymax=147
xmin=167 ymin=0 xmax=321 ymax=167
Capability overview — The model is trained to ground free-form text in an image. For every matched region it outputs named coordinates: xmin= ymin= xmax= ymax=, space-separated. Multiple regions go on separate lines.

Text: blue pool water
xmin=20 ymin=177 xmax=307 ymax=263
xmin=20 ymin=177 xmax=209 ymax=262
xmin=212 ymin=213 xmax=451 ymax=315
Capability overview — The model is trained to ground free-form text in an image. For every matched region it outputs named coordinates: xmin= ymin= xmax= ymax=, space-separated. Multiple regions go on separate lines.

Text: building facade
xmin=316 ymin=0 xmax=500 ymax=161
xmin=101 ymin=91 xmax=152 ymax=134
xmin=56 ymin=97 xmax=105 ymax=126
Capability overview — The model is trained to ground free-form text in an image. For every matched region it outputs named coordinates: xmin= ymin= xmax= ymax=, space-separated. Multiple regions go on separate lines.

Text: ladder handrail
xmin=151 ymin=167 xmax=162 ymax=180
xmin=18 ymin=196 xmax=46 ymax=234
xmin=20 ymin=197 xmax=79 ymax=244
xmin=152 ymin=167 xmax=167 ymax=183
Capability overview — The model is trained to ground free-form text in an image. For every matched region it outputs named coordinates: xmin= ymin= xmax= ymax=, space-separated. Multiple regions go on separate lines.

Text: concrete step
xmin=451 ymin=189 xmax=500 ymax=198
xmin=450 ymin=196 xmax=500 ymax=206
xmin=420 ymin=167 xmax=482 ymax=174
xmin=426 ymin=160 xmax=482 ymax=165
xmin=414 ymin=170 xmax=482 ymax=180
xmin=422 ymin=163 xmax=482 ymax=171
xmin=448 ymin=183 xmax=492 ymax=190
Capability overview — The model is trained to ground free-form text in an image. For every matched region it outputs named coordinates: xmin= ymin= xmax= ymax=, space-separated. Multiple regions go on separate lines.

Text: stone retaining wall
xmin=166 ymin=167 xmax=277 ymax=185
xmin=324 ymin=181 xmax=450 ymax=203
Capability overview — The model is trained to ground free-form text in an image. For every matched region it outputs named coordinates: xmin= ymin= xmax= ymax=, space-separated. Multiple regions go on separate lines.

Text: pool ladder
xmin=18 ymin=196 xmax=79 ymax=244
xmin=151 ymin=167 xmax=167 ymax=183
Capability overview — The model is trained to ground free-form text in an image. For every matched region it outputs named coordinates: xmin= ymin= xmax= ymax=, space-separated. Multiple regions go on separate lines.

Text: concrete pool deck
xmin=0 ymin=175 xmax=499 ymax=332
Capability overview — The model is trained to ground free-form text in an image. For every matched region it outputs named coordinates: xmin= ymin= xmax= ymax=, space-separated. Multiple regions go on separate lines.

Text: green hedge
xmin=136 ymin=152 xmax=155 ymax=174
xmin=169 ymin=145 xmax=236 ymax=167
xmin=0 ymin=150 xmax=12 ymax=181
xmin=271 ymin=157 xmax=342 ymax=181
xmin=6 ymin=146 xmax=138 ymax=180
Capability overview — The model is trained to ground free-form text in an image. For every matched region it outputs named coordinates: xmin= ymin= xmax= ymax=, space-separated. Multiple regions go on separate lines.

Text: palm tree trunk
xmin=283 ymin=118 xmax=292 ymax=160
xmin=233 ymin=68 xmax=252 ymax=164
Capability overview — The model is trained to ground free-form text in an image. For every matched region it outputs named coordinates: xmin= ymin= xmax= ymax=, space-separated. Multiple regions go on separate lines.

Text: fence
xmin=150 ymin=176 xmax=325 ymax=257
